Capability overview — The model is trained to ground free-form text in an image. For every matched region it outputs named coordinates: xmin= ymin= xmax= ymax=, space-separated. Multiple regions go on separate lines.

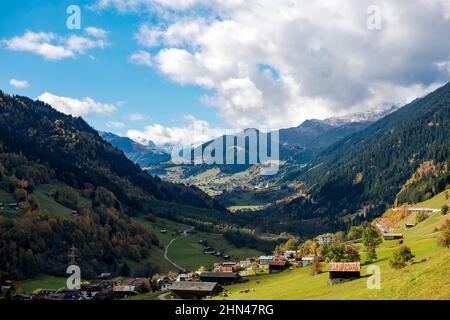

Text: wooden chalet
xmin=329 ymin=262 xmax=361 ymax=285
xmin=383 ymin=232 xmax=404 ymax=240
xmin=170 ymin=281 xmax=221 ymax=300
xmin=199 ymin=272 xmax=240 ymax=285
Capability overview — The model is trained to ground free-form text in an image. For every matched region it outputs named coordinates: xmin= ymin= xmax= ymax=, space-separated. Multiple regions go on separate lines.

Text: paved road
xmin=158 ymin=292 xmax=171 ymax=300
xmin=163 ymin=226 xmax=194 ymax=272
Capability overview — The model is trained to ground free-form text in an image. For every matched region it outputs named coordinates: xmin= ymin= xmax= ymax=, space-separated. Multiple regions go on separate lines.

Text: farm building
xmin=214 ymin=262 xmax=239 ymax=273
xmin=199 ymin=272 xmax=240 ymax=285
xmin=383 ymin=233 xmax=404 ymax=240
xmin=405 ymin=223 xmax=415 ymax=228
xmin=258 ymin=256 xmax=275 ymax=265
xmin=98 ymin=272 xmax=112 ymax=280
xmin=301 ymin=256 xmax=315 ymax=266
xmin=269 ymin=257 xmax=287 ymax=271
xmin=112 ymin=285 xmax=137 ymax=299
xmin=158 ymin=279 xmax=173 ymax=291
xmin=329 ymin=262 xmax=361 ymax=285
xmin=170 ymin=281 xmax=221 ymax=300
xmin=127 ymin=278 xmax=151 ymax=290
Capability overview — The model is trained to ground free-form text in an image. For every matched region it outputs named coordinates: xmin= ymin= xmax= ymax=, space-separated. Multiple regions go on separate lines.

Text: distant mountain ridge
xmin=99 ymin=131 xmax=171 ymax=167
xmin=268 ymin=82 xmax=450 ymax=226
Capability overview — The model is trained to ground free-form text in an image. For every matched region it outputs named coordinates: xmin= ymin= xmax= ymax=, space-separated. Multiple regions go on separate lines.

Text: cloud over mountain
xmin=93 ymin=0 xmax=450 ymax=129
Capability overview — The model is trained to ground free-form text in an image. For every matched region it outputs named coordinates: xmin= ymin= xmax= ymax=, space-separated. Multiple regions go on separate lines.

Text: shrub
xmin=441 ymin=205 xmax=449 ymax=216
xmin=389 ymin=245 xmax=414 ymax=269
xmin=437 ymin=219 xmax=450 ymax=248
xmin=54 ymin=186 xmax=80 ymax=210
xmin=415 ymin=211 xmax=428 ymax=223
xmin=311 ymin=260 xmax=323 ymax=276
xmin=366 ymin=247 xmax=377 ymax=263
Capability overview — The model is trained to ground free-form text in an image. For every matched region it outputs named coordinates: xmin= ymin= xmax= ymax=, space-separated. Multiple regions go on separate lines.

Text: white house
xmin=317 ymin=235 xmax=333 ymax=245
xmin=258 ymin=256 xmax=275 ymax=265
xmin=283 ymin=250 xmax=297 ymax=259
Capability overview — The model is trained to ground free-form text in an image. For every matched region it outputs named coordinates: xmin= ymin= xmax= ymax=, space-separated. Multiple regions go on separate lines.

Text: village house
xmin=405 ymin=223 xmax=416 ymax=228
xmin=266 ymin=256 xmax=288 ymax=271
xmin=383 ymin=232 xmax=404 ymax=240
xmin=329 ymin=262 xmax=361 ymax=285
xmin=283 ymin=250 xmax=297 ymax=259
xmin=112 ymin=285 xmax=137 ymax=299
xmin=258 ymin=256 xmax=275 ymax=265
xmin=317 ymin=235 xmax=333 ymax=245
xmin=301 ymin=256 xmax=315 ymax=267
xmin=170 ymin=281 xmax=221 ymax=300
xmin=8 ymin=203 xmax=19 ymax=209
xmin=213 ymin=261 xmax=239 ymax=273
xmin=176 ymin=273 xmax=195 ymax=282
xmin=98 ymin=272 xmax=112 ymax=280
xmin=127 ymin=277 xmax=151 ymax=291
xmin=199 ymin=272 xmax=241 ymax=285
xmin=158 ymin=279 xmax=173 ymax=291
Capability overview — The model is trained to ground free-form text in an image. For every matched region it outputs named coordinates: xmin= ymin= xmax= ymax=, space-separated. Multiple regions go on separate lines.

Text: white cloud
xmin=37 ymin=92 xmax=118 ymax=117
xmin=112 ymin=0 xmax=450 ymax=129
xmin=127 ymin=113 xmax=148 ymax=121
xmin=2 ymin=27 xmax=108 ymax=60
xmin=107 ymin=121 xmax=126 ymax=129
xmin=90 ymin=0 xmax=204 ymax=12
xmin=127 ymin=115 xmax=227 ymax=147
xmin=128 ymin=50 xmax=152 ymax=67
xmin=85 ymin=27 xmax=108 ymax=39
xmin=9 ymin=78 xmax=30 ymax=89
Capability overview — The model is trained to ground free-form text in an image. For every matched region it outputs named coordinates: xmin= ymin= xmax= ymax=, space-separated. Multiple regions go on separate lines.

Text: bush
xmin=441 ymin=205 xmax=449 ymax=216
xmin=437 ymin=219 xmax=450 ymax=248
xmin=310 ymin=260 xmax=323 ymax=276
xmin=347 ymin=226 xmax=363 ymax=240
xmin=366 ymin=247 xmax=377 ymax=263
xmin=389 ymin=245 xmax=414 ymax=269
xmin=54 ymin=187 xmax=80 ymax=210
xmin=415 ymin=211 xmax=428 ymax=223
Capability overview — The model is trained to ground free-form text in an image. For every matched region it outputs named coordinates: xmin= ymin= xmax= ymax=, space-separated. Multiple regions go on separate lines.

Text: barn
xmin=329 ymin=262 xmax=361 ymax=285
xmin=170 ymin=281 xmax=221 ymax=300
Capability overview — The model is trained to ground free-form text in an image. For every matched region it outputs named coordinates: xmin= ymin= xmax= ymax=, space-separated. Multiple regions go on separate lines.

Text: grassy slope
xmin=168 ymin=232 xmax=263 ymax=272
xmin=214 ymin=193 xmax=450 ymax=300
xmin=0 ymin=190 xmax=15 ymax=202
xmin=34 ymin=182 xmax=92 ymax=217
xmin=134 ymin=217 xmax=264 ymax=272
xmin=415 ymin=189 xmax=449 ymax=209
xmin=15 ymin=275 xmax=67 ymax=293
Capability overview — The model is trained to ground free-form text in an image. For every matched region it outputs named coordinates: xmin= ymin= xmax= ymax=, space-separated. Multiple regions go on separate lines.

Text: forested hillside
xmin=269 ymin=82 xmax=450 ymax=228
xmin=0 ymin=91 xmax=225 ymax=280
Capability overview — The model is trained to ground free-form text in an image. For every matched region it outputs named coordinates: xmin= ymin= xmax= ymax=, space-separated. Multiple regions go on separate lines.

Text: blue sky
xmin=1 ymin=0 xmax=450 ymax=146
xmin=0 ymin=0 xmax=219 ymax=138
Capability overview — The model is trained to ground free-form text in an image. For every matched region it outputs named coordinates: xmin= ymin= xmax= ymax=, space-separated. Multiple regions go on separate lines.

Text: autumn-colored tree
xmin=437 ymin=219 xmax=450 ymax=248
xmin=362 ymin=225 xmax=382 ymax=263
xmin=390 ymin=245 xmax=414 ymax=269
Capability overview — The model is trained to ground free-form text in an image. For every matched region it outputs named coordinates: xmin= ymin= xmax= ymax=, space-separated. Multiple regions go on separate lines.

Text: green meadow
xmin=134 ymin=216 xmax=264 ymax=272
xmin=15 ymin=275 xmax=67 ymax=293
xmin=212 ymin=192 xmax=450 ymax=300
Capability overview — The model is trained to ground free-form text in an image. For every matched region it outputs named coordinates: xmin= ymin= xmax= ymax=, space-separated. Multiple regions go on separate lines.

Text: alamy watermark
xmin=366 ymin=265 xmax=381 ymax=289
xmin=170 ymin=125 xmax=280 ymax=176
xmin=66 ymin=5 xmax=81 ymax=30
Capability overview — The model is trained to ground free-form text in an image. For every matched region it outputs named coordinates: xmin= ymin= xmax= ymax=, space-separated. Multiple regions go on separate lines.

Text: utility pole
xmin=68 ymin=245 xmax=77 ymax=265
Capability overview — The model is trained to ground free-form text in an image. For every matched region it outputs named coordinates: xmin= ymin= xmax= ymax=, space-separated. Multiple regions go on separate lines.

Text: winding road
xmin=163 ymin=226 xmax=194 ymax=273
